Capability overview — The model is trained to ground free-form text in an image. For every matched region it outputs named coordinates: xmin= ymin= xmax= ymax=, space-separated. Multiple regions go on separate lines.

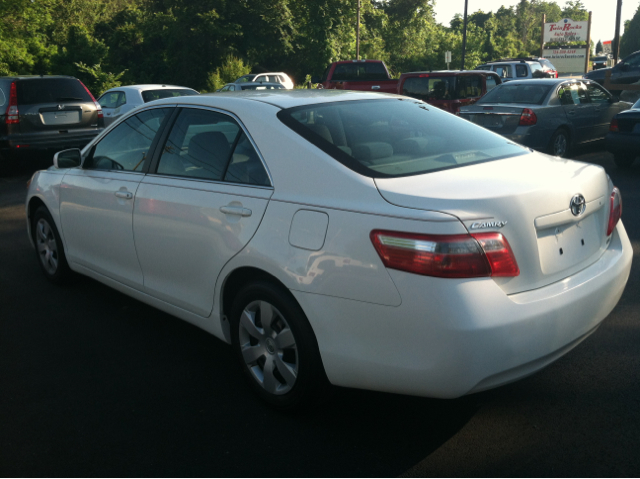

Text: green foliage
xmin=621 ymin=4 xmax=640 ymax=58
xmin=74 ymin=62 xmax=126 ymax=97
xmin=205 ymin=56 xmax=251 ymax=92
xmin=595 ymin=40 xmax=603 ymax=54
xmin=0 ymin=0 xmax=594 ymax=89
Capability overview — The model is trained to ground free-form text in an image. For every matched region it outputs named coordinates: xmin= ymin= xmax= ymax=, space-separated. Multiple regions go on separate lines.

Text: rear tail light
xmin=519 ymin=108 xmax=537 ymax=126
xmin=370 ymin=230 xmax=519 ymax=278
xmin=5 ymin=81 xmax=19 ymax=124
xmin=609 ymin=118 xmax=619 ymax=132
xmin=79 ymin=81 xmax=103 ymax=120
xmin=607 ymin=187 xmax=622 ymax=236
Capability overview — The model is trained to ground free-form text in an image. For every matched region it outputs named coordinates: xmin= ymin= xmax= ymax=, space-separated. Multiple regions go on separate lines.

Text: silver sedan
xmin=460 ymin=79 xmax=630 ymax=157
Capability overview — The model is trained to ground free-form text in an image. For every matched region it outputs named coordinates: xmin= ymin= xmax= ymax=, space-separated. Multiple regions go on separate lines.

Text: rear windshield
xmin=539 ymin=59 xmax=555 ymax=70
xmin=332 ymin=63 xmax=389 ymax=81
xmin=277 ymin=99 xmax=527 ymax=178
xmin=241 ymin=84 xmax=284 ymax=90
xmin=478 ymin=83 xmax=552 ymax=104
xmin=142 ymin=89 xmax=198 ymax=103
xmin=402 ymin=75 xmax=484 ymax=101
xmin=17 ymin=78 xmax=92 ymax=104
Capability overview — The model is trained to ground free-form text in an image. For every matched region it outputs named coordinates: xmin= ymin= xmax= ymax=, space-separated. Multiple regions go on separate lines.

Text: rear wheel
xmin=32 ymin=206 xmax=72 ymax=283
xmin=614 ymin=153 xmax=636 ymax=169
xmin=549 ymin=129 xmax=571 ymax=157
xmin=229 ymin=281 xmax=330 ymax=410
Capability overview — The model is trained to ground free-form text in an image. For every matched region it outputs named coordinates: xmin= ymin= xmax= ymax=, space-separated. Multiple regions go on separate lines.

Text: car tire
xmin=32 ymin=206 xmax=72 ymax=284
xmin=229 ymin=280 xmax=331 ymax=410
xmin=613 ymin=153 xmax=636 ymax=169
xmin=549 ymin=129 xmax=571 ymax=158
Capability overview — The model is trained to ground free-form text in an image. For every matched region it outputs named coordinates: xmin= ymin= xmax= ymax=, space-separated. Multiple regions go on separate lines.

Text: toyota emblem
xmin=570 ymin=194 xmax=586 ymax=216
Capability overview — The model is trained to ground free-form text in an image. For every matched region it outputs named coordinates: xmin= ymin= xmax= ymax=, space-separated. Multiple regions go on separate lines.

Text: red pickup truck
xmin=312 ymin=60 xmax=398 ymax=93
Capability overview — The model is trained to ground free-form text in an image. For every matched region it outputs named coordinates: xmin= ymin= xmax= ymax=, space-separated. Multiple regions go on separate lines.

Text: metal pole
xmin=356 ymin=0 xmax=361 ymax=60
xmin=613 ymin=0 xmax=622 ymax=63
xmin=584 ymin=11 xmax=592 ymax=74
xmin=540 ymin=13 xmax=546 ymax=57
xmin=460 ymin=0 xmax=468 ymax=70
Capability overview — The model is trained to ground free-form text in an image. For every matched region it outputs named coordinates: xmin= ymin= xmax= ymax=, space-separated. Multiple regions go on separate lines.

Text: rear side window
xmin=98 ymin=91 xmax=126 ymax=109
xmin=516 ymin=65 xmax=528 ymax=77
xmin=0 ymin=87 xmax=5 ymax=107
xmin=332 ymin=63 xmax=388 ymax=81
xmin=402 ymin=77 xmax=455 ymax=101
xmin=17 ymin=78 xmax=92 ymax=104
xmin=478 ymin=83 xmax=552 ymax=105
xmin=486 ymin=76 xmax=498 ymax=91
xmin=278 ymin=99 xmax=527 ymax=179
xmin=141 ymin=89 xmax=198 ymax=103
xmin=456 ymin=75 xmax=482 ymax=98
xmin=156 ymin=108 xmax=270 ymax=186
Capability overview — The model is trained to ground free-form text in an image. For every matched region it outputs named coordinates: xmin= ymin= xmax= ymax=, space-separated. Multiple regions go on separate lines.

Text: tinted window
xmin=557 ymin=85 xmax=575 ymax=105
xmin=402 ymin=77 xmax=455 ymax=101
xmin=241 ymin=84 xmax=284 ymax=90
xmin=98 ymin=91 xmax=126 ymax=109
xmin=478 ymin=83 xmax=552 ymax=105
xmin=0 ymin=88 xmax=5 ymax=107
xmin=332 ymin=63 xmax=388 ymax=81
xmin=86 ymin=108 xmax=169 ymax=171
xmin=157 ymin=108 xmax=269 ymax=186
xmin=456 ymin=75 xmax=482 ymax=98
xmin=236 ymin=75 xmax=255 ymax=83
xmin=278 ymin=99 xmax=527 ymax=179
xmin=516 ymin=65 xmax=528 ymax=77
xmin=141 ymin=89 xmax=198 ymax=103
xmin=17 ymin=78 xmax=92 ymax=104
xmin=587 ymin=83 xmax=610 ymax=103
xmin=493 ymin=65 xmax=513 ymax=78
xmin=486 ymin=76 xmax=498 ymax=91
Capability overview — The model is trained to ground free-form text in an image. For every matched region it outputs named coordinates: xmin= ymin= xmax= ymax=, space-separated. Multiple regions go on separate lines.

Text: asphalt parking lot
xmin=1 ymin=148 xmax=639 ymax=477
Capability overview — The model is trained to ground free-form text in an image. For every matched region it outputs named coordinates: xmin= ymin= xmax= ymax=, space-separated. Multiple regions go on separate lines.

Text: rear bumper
xmin=295 ymin=222 xmax=632 ymax=398
xmin=502 ymin=126 xmax=553 ymax=151
xmin=606 ymin=132 xmax=640 ymax=156
xmin=0 ymin=129 xmax=102 ymax=152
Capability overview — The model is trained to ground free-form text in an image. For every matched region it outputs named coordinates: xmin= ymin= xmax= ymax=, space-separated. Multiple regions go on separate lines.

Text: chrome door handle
xmin=371 ymin=85 xmax=381 ymax=90
xmin=220 ymin=206 xmax=252 ymax=217
xmin=115 ymin=191 xmax=133 ymax=199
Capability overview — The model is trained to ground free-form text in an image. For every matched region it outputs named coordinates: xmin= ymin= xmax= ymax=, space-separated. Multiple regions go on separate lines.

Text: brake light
xmin=519 ymin=108 xmax=537 ymax=126
xmin=79 ymin=81 xmax=103 ymax=119
xmin=370 ymin=230 xmax=519 ymax=278
xmin=609 ymin=118 xmax=619 ymax=132
xmin=607 ymin=187 xmax=622 ymax=236
xmin=5 ymin=81 xmax=18 ymax=124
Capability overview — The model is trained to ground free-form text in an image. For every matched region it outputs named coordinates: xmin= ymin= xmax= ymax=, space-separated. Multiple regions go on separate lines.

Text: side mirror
xmin=311 ymin=75 xmax=321 ymax=84
xmin=53 ymin=149 xmax=82 ymax=169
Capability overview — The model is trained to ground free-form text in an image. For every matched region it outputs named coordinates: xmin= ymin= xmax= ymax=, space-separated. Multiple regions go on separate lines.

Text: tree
xmin=561 ymin=0 xmax=588 ymax=21
xmin=621 ymin=4 xmax=640 ymax=57
xmin=596 ymin=39 xmax=603 ymax=54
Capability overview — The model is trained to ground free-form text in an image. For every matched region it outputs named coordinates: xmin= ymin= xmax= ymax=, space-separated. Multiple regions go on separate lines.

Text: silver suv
xmin=475 ymin=60 xmax=550 ymax=82
xmin=0 ymin=76 xmax=104 ymax=172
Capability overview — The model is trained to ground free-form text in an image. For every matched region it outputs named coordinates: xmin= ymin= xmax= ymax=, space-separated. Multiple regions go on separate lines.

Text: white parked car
xmin=26 ymin=91 xmax=631 ymax=409
xmin=234 ymin=73 xmax=294 ymax=89
xmin=97 ymin=84 xmax=198 ymax=125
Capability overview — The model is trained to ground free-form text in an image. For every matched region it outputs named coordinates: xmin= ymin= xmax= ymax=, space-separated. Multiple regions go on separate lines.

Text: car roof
xmin=0 ymin=75 xmax=78 ymax=81
xmin=400 ymin=70 xmax=499 ymax=77
xmin=493 ymin=78 xmax=584 ymax=86
xmin=102 ymin=84 xmax=194 ymax=93
xmin=151 ymin=89 xmax=400 ymax=109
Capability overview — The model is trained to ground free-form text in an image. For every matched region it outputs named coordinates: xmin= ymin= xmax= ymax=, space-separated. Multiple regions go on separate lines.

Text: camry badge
xmin=470 ymin=220 xmax=508 ymax=230
xmin=570 ymin=194 xmax=586 ymax=216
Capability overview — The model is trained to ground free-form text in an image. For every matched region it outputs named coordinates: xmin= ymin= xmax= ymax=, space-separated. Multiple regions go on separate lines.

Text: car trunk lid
xmin=459 ymin=104 xmax=528 ymax=135
xmin=374 ymin=152 xmax=612 ymax=294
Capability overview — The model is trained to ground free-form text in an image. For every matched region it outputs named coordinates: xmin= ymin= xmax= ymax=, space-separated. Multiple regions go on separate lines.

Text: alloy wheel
xmin=36 ymin=218 xmax=59 ymax=275
xmin=553 ymin=133 xmax=567 ymax=157
xmin=238 ymin=300 xmax=298 ymax=395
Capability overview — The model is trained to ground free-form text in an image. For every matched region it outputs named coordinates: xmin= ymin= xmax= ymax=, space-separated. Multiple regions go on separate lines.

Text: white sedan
xmin=97 ymin=84 xmax=198 ymax=126
xmin=26 ymin=90 xmax=632 ymax=409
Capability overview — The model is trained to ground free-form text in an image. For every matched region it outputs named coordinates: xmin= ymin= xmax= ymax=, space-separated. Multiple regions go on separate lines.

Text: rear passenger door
xmin=586 ymin=82 xmax=618 ymax=139
xmin=559 ymin=82 xmax=596 ymax=144
xmin=133 ymin=107 xmax=273 ymax=317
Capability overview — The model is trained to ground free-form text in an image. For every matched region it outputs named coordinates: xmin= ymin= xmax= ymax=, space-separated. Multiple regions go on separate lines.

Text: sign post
xmin=584 ymin=11 xmax=592 ymax=73
xmin=445 ymin=51 xmax=452 ymax=70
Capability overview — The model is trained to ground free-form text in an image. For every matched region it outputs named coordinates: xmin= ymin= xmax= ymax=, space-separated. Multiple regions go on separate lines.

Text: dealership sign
xmin=543 ymin=18 xmax=588 ymax=43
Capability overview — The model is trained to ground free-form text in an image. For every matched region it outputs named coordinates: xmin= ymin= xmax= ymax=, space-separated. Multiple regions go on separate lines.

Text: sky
xmin=433 ymin=0 xmax=638 ymax=46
